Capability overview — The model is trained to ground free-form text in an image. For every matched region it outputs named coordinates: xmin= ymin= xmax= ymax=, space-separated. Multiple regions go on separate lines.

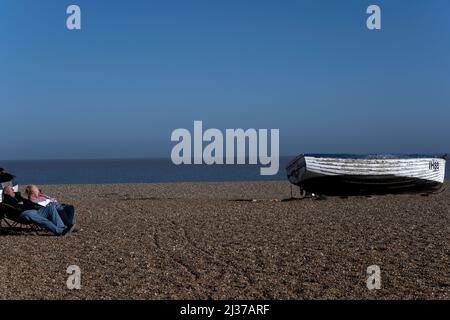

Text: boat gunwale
xmin=303 ymin=154 xmax=447 ymax=160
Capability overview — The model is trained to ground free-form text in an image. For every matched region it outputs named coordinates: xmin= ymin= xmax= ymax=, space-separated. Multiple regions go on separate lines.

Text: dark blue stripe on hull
xmin=296 ymin=175 xmax=443 ymax=196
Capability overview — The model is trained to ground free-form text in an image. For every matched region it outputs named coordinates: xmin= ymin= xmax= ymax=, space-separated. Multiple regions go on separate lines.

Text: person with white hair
xmin=2 ymin=186 xmax=73 ymax=236
xmin=25 ymin=184 xmax=77 ymax=232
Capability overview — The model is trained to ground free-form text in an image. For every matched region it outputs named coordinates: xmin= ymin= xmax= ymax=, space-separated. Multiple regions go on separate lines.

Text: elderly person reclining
xmin=25 ymin=185 xmax=77 ymax=231
xmin=2 ymin=186 xmax=74 ymax=236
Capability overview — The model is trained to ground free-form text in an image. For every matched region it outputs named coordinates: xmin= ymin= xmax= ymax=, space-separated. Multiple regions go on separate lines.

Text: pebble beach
xmin=0 ymin=181 xmax=449 ymax=299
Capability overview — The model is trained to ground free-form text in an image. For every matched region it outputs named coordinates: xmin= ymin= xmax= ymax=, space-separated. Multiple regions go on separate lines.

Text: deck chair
xmin=0 ymin=202 xmax=42 ymax=233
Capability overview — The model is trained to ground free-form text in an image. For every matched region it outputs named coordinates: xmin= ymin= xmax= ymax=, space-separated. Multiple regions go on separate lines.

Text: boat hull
xmin=286 ymin=155 xmax=446 ymax=196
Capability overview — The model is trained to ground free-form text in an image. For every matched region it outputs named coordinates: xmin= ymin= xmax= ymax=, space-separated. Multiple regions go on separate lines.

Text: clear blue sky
xmin=1 ymin=0 xmax=449 ymax=160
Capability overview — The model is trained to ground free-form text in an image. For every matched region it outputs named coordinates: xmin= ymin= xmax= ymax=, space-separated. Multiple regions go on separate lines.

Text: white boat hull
xmin=286 ymin=155 xmax=446 ymax=195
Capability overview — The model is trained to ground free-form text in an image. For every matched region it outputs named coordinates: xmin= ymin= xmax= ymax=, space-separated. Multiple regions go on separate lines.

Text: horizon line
xmin=1 ymin=153 xmax=448 ymax=163
xmin=0 ymin=155 xmax=300 ymax=162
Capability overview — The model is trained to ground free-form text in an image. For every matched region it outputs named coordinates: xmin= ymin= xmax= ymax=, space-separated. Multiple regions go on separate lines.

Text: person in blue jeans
xmin=25 ymin=185 xmax=76 ymax=230
xmin=2 ymin=186 xmax=68 ymax=236
xmin=20 ymin=206 xmax=65 ymax=235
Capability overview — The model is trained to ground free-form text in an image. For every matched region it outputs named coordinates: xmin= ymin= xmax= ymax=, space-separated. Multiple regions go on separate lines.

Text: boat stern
xmin=286 ymin=154 xmax=307 ymax=186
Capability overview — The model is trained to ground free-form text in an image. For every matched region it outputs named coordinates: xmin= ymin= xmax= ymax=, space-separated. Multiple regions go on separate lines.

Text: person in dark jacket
xmin=2 ymin=186 xmax=69 ymax=236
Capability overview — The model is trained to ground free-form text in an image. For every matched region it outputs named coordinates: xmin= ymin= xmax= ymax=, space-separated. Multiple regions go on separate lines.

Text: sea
xmin=0 ymin=158 xmax=292 ymax=185
xmin=1 ymin=157 xmax=449 ymax=185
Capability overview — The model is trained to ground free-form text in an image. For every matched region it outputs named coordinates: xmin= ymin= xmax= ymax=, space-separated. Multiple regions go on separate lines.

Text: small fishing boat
xmin=286 ymin=154 xmax=446 ymax=197
xmin=0 ymin=168 xmax=19 ymax=203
